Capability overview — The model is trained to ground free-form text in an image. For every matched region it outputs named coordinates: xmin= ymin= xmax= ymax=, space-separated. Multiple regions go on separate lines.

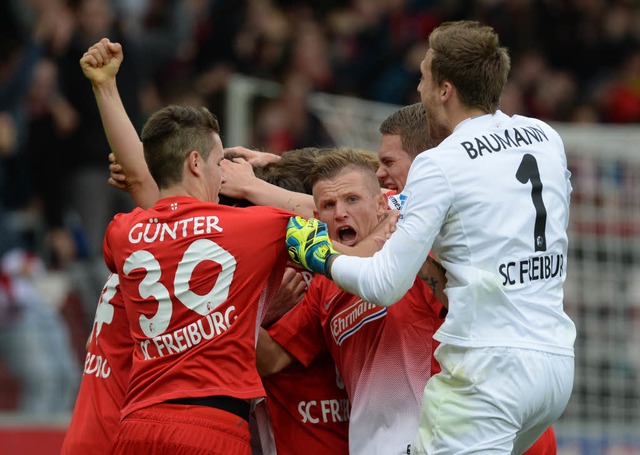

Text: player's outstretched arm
xmin=287 ymin=215 xmax=441 ymax=308
xmin=256 ymin=327 xmax=295 ymax=377
xmin=80 ymin=37 xmax=159 ymax=209
xmin=340 ymin=209 xmax=449 ymax=308
xmin=220 ymin=158 xmax=315 ymax=217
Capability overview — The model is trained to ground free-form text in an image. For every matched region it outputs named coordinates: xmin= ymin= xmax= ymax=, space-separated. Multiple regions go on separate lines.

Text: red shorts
xmin=524 ymin=426 xmax=557 ymax=455
xmin=107 ymin=403 xmax=251 ymax=455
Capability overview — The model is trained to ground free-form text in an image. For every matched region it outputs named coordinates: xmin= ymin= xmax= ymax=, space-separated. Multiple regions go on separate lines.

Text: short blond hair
xmin=309 ymin=147 xmax=380 ymax=196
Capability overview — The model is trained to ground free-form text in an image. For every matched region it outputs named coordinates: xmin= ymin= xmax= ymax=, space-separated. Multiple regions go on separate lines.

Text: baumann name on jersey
xmin=461 ymin=125 xmax=549 ymax=159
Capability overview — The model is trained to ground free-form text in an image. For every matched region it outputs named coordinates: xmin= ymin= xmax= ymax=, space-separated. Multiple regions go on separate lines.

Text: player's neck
xmin=450 ymin=106 xmax=488 ymax=131
xmin=159 ymin=186 xmax=191 ymax=199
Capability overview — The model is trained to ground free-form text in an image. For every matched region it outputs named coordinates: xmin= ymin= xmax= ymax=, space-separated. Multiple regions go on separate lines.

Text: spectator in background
xmin=58 ymin=0 xmax=140 ymax=234
xmin=0 ymin=247 xmax=80 ymax=416
xmin=600 ymin=50 xmax=640 ymax=123
xmin=0 ymin=21 xmax=42 ymax=213
xmin=253 ymin=73 xmax=335 ymax=154
xmin=0 ymin=1 xmax=82 ymax=419
xmin=627 ymin=267 xmax=640 ymax=395
xmin=113 ymin=0 xmax=192 ymax=85
xmin=52 ymin=0 xmax=143 ymax=319
xmin=24 ymin=58 xmax=79 ymax=268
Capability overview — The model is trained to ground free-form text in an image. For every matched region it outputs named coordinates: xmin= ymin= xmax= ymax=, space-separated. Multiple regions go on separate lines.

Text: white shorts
xmin=411 ymin=345 xmax=574 ymax=455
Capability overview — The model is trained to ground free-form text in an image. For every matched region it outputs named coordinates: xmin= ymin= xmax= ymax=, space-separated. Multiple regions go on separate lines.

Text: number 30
xmin=123 ymin=239 xmax=237 ymax=338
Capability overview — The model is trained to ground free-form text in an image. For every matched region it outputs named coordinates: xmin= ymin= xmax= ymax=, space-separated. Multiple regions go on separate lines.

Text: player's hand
xmin=79 ymin=38 xmax=123 ymax=86
xmin=220 ymin=157 xmax=258 ymax=199
xmin=224 ymin=146 xmax=280 ymax=168
xmin=262 ymin=267 xmax=307 ymax=327
xmin=286 ymin=216 xmax=338 ymax=277
xmin=372 ymin=209 xmax=399 ymax=249
xmin=107 ymin=152 xmax=131 ymax=192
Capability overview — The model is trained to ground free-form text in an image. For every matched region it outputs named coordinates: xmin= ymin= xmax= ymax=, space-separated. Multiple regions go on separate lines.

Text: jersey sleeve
xmin=267 ymin=282 xmax=325 ymax=367
xmin=102 ymin=215 xmax=123 ymax=274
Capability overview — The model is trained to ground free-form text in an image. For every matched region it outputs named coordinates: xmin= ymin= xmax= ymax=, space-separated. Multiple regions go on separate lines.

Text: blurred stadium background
xmin=1 ymin=1 xmax=639 ymax=453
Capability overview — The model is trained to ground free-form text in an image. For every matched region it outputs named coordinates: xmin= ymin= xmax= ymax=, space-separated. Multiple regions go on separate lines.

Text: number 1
xmin=516 ymin=154 xmax=547 ymax=252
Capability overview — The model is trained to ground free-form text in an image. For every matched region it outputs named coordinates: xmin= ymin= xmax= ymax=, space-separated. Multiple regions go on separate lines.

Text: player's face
xmin=313 ymin=169 xmax=386 ymax=247
xmin=418 ymin=50 xmax=447 ymax=142
xmin=377 ymin=134 xmax=412 ymax=192
xmin=203 ymin=133 xmax=225 ymax=203
xmin=417 ymin=51 xmax=432 ymax=109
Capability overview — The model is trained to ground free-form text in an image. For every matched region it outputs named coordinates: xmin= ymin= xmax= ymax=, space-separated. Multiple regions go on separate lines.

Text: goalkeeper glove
xmin=286 ymin=216 xmax=338 ymax=277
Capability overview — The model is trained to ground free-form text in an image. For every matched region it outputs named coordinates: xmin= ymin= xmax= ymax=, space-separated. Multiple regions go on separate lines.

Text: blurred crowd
xmin=0 ymin=0 xmax=639 ymax=417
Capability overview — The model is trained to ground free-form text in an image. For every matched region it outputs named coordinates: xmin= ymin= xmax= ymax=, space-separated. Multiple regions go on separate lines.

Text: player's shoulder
xmin=113 ymin=206 xmax=146 ymax=221
xmin=105 ymin=207 xmax=145 ymax=235
xmin=306 ymin=274 xmax=339 ymax=298
xmin=296 ymin=274 xmax=343 ymax=312
xmin=311 ymin=273 xmax=340 ymax=291
xmin=511 ymin=113 xmax=562 ymax=139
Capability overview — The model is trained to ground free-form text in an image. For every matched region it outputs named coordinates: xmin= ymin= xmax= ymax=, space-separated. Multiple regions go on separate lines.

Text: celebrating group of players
xmin=62 ymin=19 xmax=574 ymax=455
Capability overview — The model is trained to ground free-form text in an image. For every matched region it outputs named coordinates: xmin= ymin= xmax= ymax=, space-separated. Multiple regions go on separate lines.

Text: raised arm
xmin=80 ymin=38 xmax=159 ymax=209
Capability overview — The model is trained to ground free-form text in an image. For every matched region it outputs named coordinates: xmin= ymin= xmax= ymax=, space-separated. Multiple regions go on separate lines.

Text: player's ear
xmin=441 ymin=81 xmax=453 ymax=101
xmin=187 ymin=150 xmax=201 ymax=175
xmin=376 ymin=192 xmax=387 ymax=215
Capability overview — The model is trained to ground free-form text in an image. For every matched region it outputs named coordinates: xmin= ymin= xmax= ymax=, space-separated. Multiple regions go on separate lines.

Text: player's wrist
xmin=92 ymin=78 xmax=119 ymax=98
xmin=241 ymin=176 xmax=269 ymax=202
xmin=324 ymin=253 xmax=339 ymax=279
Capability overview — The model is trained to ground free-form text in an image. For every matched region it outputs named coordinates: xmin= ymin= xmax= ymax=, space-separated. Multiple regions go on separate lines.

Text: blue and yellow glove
xmin=286 ymin=216 xmax=338 ymax=277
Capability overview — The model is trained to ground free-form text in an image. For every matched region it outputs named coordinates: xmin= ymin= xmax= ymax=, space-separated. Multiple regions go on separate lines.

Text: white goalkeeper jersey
xmin=332 ymin=111 xmax=576 ymax=356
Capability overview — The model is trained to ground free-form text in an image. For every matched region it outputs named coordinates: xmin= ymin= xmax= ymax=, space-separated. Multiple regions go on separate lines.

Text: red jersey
xmin=524 ymin=426 xmax=557 ymax=454
xmin=261 ymin=350 xmax=349 ymax=454
xmin=268 ymin=275 xmax=445 ymax=455
xmin=61 ymin=274 xmax=132 ymax=454
xmin=103 ymin=196 xmax=292 ymax=418
xmin=254 ymin=269 xmax=349 ymax=455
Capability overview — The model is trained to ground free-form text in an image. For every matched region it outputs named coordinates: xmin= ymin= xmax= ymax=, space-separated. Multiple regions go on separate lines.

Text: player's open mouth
xmin=338 ymin=226 xmax=357 ymax=246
